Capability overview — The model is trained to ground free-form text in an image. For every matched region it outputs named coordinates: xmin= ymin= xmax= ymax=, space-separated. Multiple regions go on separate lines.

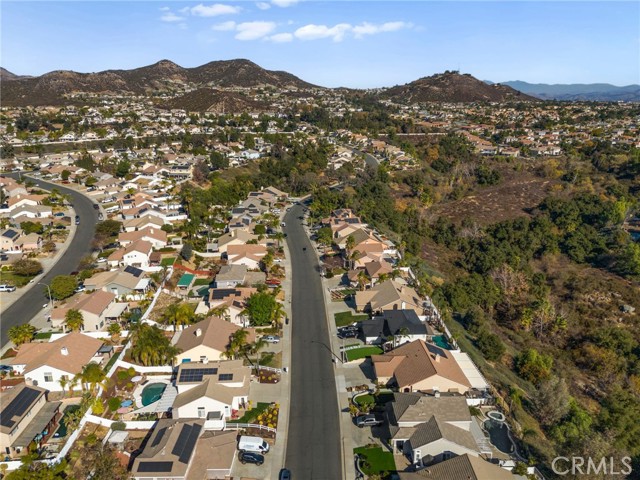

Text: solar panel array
xmin=210 ymin=288 xmax=238 ymax=300
xmin=218 ymin=373 xmax=234 ymax=381
xmin=137 ymin=461 xmax=173 ymax=473
xmin=178 ymin=367 xmax=218 ymax=383
xmin=0 ymin=387 xmax=41 ymax=428
xmin=171 ymin=423 xmax=202 ymax=464
xmin=150 ymin=426 xmax=167 ymax=447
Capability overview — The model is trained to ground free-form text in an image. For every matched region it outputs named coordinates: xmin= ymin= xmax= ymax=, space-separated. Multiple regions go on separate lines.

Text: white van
xmin=238 ymin=435 xmax=270 ymax=454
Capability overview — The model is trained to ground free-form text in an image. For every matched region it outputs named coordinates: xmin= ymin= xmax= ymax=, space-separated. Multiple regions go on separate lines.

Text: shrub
xmin=111 ymin=421 xmax=126 ymax=431
xmin=108 ymin=397 xmax=122 ymax=412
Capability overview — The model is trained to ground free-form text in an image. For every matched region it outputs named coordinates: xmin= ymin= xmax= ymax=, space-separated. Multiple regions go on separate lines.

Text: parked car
xmin=0 ymin=365 xmax=13 ymax=373
xmin=238 ymin=451 xmax=264 ymax=465
xmin=54 ymin=212 xmax=65 ymax=217
xmin=74 ymin=284 xmax=86 ymax=293
xmin=356 ymin=414 xmax=383 ymax=428
xmin=0 ymin=285 xmax=16 ymax=292
xmin=262 ymin=335 xmax=281 ymax=344
xmin=279 ymin=468 xmax=291 ymax=480
xmin=93 ymin=203 xmax=100 ymax=210
xmin=75 ymin=215 xmax=80 ymax=225
xmin=338 ymin=330 xmax=358 ymax=339
xmin=238 ymin=435 xmax=270 ymax=454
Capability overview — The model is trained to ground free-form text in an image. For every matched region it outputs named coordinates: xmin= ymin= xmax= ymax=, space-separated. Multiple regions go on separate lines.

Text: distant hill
xmin=159 ymin=87 xmax=269 ymax=113
xmin=382 ymin=71 xmax=538 ymax=104
xmin=491 ymin=80 xmax=640 ymax=102
xmin=0 ymin=67 xmax=30 ymax=81
xmin=0 ymin=59 xmax=318 ymax=107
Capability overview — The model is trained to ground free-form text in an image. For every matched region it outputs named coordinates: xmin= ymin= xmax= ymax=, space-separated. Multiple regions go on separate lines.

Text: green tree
xmin=130 ymin=324 xmax=180 ymax=366
xmin=162 ymin=302 xmax=196 ymax=331
xmin=532 ymin=375 xmax=570 ymax=427
xmin=181 ymin=242 xmax=193 ymax=261
xmin=115 ymin=159 xmax=130 ymax=178
xmin=476 ymin=329 xmax=505 ymax=361
xmin=224 ymin=328 xmax=250 ymax=359
xmin=515 ymin=348 xmax=553 ymax=383
xmin=50 ymin=275 xmax=77 ymax=300
xmin=12 ymin=259 xmax=43 ymax=276
xmin=19 ymin=221 xmax=44 ymax=235
xmin=61 ymin=170 xmax=71 ymax=181
xmin=7 ymin=324 xmax=36 ymax=348
xmin=244 ymin=292 xmax=277 ymax=326
xmin=76 ymin=362 xmax=107 ymax=393
xmin=65 ymin=309 xmax=84 ymax=332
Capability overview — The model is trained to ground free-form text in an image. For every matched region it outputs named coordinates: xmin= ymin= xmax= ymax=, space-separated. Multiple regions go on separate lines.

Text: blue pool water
xmin=432 ymin=335 xmax=451 ymax=350
xmin=484 ymin=419 xmax=514 ymax=454
xmin=141 ymin=383 xmax=166 ymax=406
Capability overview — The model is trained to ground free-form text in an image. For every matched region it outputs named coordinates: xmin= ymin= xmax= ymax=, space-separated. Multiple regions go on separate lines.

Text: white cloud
xmin=256 ymin=2 xmax=271 ymax=10
xmin=212 ymin=20 xmax=237 ymax=31
xmin=268 ymin=32 xmax=293 ymax=43
xmin=159 ymin=6 xmax=170 ymax=11
xmin=190 ymin=3 xmax=241 ymax=17
xmin=235 ymin=21 xmax=276 ymax=40
xmin=272 ymin=0 xmax=298 ymax=7
xmin=161 ymin=12 xmax=185 ymax=22
xmin=353 ymin=21 xmax=411 ymax=38
xmin=294 ymin=23 xmax=351 ymax=42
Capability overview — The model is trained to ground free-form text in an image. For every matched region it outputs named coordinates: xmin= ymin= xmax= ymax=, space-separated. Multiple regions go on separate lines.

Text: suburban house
xmin=107 ymin=239 xmax=153 ymax=269
xmin=172 ymin=317 xmax=256 ymax=365
xmin=130 ymin=419 xmax=204 ymax=480
xmin=83 ymin=266 xmax=150 ymax=297
xmin=7 ymin=332 xmax=105 ymax=392
xmin=226 ymin=244 xmax=267 ymax=269
xmin=207 ymin=287 xmax=258 ymax=326
xmin=213 ymin=264 xmax=265 ymax=288
xmin=173 ymin=360 xmax=250 ymax=421
xmin=50 ymin=290 xmax=126 ymax=332
xmin=372 ymin=341 xmax=472 ymax=394
xmin=118 ymin=226 xmax=168 ymax=249
xmin=355 ymin=280 xmax=424 ymax=314
xmin=362 ymin=310 xmax=435 ymax=345
xmin=364 ymin=258 xmax=396 ymax=285
xmin=212 ymin=230 xmax=261 ymax=255
xmin=397 ymin=454 xmax=515 ymax=480
xmin=0 ymin=228 xmax=22 ymax=252
xmin=19 ymin=232 xmax=43 ymax=252
xmin=122 ymin=216 xmax=164 ymax=233
xmin=0 ymin=384 xmax=62 ymax=458
xmin=385 ymin=392 xmax=487 ymax=467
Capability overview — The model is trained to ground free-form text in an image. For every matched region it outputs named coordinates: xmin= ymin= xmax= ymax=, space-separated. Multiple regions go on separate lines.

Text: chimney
xmin=61 ymin=347 xmax=69 ymax=356
xmin=434 ymin=353 xmax=440 ymax=362
xmin=195 ymin=328 xmax=202 ymax=337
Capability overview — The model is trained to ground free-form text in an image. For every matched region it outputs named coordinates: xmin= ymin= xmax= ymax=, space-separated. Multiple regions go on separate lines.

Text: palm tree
xmin=77 ymin=363 xmax=107 ymax=394
xmin=349 ymin=250 xmax=361 ymax=271
xmin=357 ymin=270 xmax=369 ymax=291
xmin=344 ymin=234 xmax=356 ymax=268
xmin=393 ymin=326 xmax=411 ymax=348
xmin=130 ymin=323 xmax=181 ymax=366
xmin=107 ymin=322 xmax=121 ymax=341
xmin=65 ymin=309 xmax=84 ymax=332
xmin=7 ymin=324 xmax=36 ymax=347
xmin=208 ymin=305 xmax=230 ymax=320
xmin=224 ymin=329 xmax=250 ymax=360
xmin=245 ymin=337 xmax=267 ymax=371
xmin=162 ymin=302 xmax=195 ymax=331
xmin=270 ymin=301 xmax=286 ymax=329
xmin=58 ymin=376 xmax=68 ymax=397
xmin=273 ymin=232 xmax=285 ymax=249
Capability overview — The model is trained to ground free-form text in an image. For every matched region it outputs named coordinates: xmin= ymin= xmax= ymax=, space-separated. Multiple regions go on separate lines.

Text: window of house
xmin=200 ymin=356 xmax=208 ymax=363
xmin=44 ymin=372 xmax=54 ymax=382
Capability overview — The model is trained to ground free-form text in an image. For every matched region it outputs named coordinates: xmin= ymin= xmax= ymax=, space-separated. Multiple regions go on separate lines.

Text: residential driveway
xmin=0 ymin=173 xmax=99 ymax=348
xmin=283 ymin=203 xmax=343 ymax=479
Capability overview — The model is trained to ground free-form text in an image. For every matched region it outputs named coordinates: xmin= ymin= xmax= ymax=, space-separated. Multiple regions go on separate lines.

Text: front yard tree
xmin=8 ymin=324 xmax=36 ymax=347
xmin=244 ymin=292 xmax=277 ymax=327
xmin=65 ymin=309 xmax=84 ymax=332
xmin=50 ymin=275 xmax=77 ymax=300
xmin=60 ymin=170 xmax=71 ymax=181
xmin=130 ymin=324 xmax=180 ymax=366
xmin=12 ymin=259 xmax=43 ymax=277
xmin=180 ymin=242 xmax=193 ymax=261
xmin=76 ymin=362 xmax=106 ymax=393
xmin=162 ymin=302 xmax=195 ymax=331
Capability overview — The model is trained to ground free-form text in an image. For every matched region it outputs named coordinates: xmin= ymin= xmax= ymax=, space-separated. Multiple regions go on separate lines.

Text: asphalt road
xmin=284 ymin=204 xmax=343 ymax=479
xmin=0 ymin=173 xmax=99 ymax=348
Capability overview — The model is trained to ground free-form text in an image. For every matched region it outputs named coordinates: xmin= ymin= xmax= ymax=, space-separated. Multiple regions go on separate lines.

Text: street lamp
xmin=38 ymin=282 xmax=53 ymax=308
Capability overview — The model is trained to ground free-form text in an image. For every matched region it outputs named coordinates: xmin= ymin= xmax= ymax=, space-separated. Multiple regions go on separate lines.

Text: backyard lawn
xmin=160 ymin=257 xmax=176 ymax=266
xmin=228 ymin=402 xmax=270 ymax=423
xmin=354 ymin=446 xmax=396 ymax=477
xmin=346 ymin=346 xmax=383 ymax=362
xmin=335 ymin=311 xmax=369 ymax=327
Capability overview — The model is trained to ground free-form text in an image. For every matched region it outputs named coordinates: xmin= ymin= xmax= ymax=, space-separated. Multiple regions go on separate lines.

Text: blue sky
xmin=2 ymin=1 xmax=638 ymax=88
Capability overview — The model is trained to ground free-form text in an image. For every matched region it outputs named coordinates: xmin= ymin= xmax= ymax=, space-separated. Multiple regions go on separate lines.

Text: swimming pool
xmin=432 ymin=335 xmax=451 ymax=350
xmin=484 ymin=419 xmax=514 ymax=454
xmin=141 ymin=383 xmax=166 ymax=406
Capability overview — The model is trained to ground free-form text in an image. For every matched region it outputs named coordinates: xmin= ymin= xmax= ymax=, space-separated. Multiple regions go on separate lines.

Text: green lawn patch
xmin=228 ymin=402 xmax=270 ymax=423
xmin=103 ymin=350 xmax=121 ymax=373
xmin=34 ymin=332 xmax=53 ymax=340
xmin=335 ymin=311 xmax=369 ymax=327
xmin=193 ymin=278 xmax=212 ymax=286
xmin=354 ymin=446 xmax=396 ymax=477
xmin=161 ymin=257 xmax=176 ymax=266
xmin=346 ymin=346 xmax=383 ymax=362
xmin=0 ymin=272 xmax=35 ymax=287
xmin=353 ymin=391 xmax=395 ymax=408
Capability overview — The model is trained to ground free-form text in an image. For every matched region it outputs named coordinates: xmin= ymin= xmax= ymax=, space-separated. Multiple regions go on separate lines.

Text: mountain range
xmin=2 ymin=59 xmax=634 ymax=109
xmin=487 ymin=80 xmax=640 ymax=102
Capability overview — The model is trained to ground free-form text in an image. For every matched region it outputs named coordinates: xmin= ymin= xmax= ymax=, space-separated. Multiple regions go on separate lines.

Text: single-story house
xmin=362 ymin=310 xmax=435 ymax=345
xmin=355 ymin=280 xmax=424 ymax=314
